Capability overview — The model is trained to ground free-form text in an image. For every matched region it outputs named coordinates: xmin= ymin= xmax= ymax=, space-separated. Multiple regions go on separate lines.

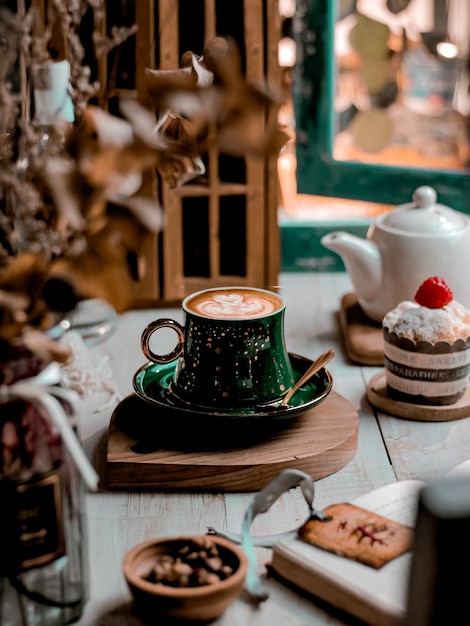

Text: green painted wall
xmin=280 ymin=221 xmax=369 ymax=272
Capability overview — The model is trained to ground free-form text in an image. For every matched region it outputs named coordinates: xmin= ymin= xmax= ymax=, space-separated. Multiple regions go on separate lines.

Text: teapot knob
xmin=412 ymin=186 xmax=437 ymax=209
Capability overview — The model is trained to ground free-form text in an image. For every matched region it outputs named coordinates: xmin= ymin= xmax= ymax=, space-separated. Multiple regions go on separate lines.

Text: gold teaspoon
xmin=279 ymin=348 xmax=335 ymax=408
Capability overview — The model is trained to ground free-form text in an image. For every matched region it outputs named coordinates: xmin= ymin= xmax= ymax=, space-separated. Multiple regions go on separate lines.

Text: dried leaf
xmin=153 ymin=113 xmax=206 ymax=187
xmin=0 ymin=253 xmax=57 ymax=343
xmin=0 ymin=289 xmax=29 ymax=342
xmin=0 ymin=253 xmax=48 ymax=298
xmin=40 ymin=156 xmax=88 ymax=235
xmin=22 ymin=329 xmax=72 ymax=365
xmin=46 ymin=214 xmax=147 ymax=313
xmin=111 ymin=195 xmax=164 ymax=233
xmin=145 ymin=66 xmax=199 ymax=116
xmin=146 ymin=36 xmax=288 ymax=160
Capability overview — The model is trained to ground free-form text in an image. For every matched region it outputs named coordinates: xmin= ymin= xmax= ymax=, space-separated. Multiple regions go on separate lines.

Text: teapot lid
xmin=378 ymin=186 xmax=467 ymax=235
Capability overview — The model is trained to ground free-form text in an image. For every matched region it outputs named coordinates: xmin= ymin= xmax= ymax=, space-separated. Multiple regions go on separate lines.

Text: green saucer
xmin=132 ymin=353 xmax=332 ymax=422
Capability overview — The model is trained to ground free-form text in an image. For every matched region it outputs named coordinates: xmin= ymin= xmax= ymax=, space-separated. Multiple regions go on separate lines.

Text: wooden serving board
xmin=367 ymin=371 xmax=470 ymax=422
xmin=339 ymin=293 xmax=384 ymax=366
xmin=106 ymin=392 xmax=359 ymax=492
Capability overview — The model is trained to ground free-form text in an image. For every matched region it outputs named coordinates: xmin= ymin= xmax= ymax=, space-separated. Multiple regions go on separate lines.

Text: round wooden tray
xmin=366 ymin=370 xmax=470 ymax=422
xmin=106 ymin=390 xmax=359 ymax=491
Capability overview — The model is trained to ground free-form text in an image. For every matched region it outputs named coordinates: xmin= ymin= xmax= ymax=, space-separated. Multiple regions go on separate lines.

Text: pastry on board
xmin=382 ymin=277 xmax=470 ymax=406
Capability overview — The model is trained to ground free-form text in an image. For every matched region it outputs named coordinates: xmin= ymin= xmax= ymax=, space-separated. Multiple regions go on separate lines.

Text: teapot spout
xmin=321 ymin=232 xmax=382 ymax=301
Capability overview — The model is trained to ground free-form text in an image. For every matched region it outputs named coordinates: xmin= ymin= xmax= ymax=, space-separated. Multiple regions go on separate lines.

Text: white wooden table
xmin=75 ymin=272 xmax=470 ymax=625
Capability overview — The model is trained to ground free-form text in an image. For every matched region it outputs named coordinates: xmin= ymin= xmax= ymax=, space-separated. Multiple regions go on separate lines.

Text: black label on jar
xmin=1 ymin=470 xmax=65 ymax=574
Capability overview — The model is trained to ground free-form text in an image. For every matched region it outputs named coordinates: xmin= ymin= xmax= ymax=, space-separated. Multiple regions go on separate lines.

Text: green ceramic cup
xmin=140 ymin=286 xmax=296 ymax=410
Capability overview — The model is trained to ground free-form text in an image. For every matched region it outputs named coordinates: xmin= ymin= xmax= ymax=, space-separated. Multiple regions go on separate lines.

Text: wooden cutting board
xmin=106 ymin=391 xmax=359 ymax=491
xmin=339 ymin=293 xmax=384 ymax=366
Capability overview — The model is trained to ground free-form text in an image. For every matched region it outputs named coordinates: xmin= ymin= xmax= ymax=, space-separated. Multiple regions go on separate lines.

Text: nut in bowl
xmin=122 ymin=535 xmax=248 ymax=622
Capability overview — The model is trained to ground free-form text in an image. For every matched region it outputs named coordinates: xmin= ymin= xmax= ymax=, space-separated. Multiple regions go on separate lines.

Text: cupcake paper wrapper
xmin=383 ymin=329 xmax=470 ymax=405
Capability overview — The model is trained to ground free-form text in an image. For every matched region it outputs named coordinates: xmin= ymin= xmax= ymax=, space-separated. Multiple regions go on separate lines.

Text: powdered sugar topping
xmin=383 ymin=300 xmax=470 ymax=344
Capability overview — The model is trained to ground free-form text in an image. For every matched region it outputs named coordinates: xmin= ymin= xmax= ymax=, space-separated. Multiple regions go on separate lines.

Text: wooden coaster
xmin=367 ymin=371 xmax=470 ymax=422
xmin=106 ymin=392 xmax=359 ymax=492
xmin=339 ymin=293 xmax=384 ymax=366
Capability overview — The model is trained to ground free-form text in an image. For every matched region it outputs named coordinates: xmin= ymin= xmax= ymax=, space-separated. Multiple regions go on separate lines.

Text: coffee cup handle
xmin=141 ymin=318 xmax=185 ymax=364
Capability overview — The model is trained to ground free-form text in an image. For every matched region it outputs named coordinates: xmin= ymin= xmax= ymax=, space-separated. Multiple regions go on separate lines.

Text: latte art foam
xmin=185 ymin=288 xmax=283 ymax=319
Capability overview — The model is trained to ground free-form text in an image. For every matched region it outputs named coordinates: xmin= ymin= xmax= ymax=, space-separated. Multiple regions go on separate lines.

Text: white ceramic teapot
xmin=321 ymin=186 xmax=470 ymax=322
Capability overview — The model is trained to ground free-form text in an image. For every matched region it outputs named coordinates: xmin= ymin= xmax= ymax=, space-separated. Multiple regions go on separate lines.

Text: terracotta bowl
xmin=122 ymin=534 xmax=248 ymax=622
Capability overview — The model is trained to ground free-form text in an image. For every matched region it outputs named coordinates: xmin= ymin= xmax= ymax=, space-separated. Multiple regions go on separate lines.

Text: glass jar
xmin=0 ymin=348 xmax=89 ymax=626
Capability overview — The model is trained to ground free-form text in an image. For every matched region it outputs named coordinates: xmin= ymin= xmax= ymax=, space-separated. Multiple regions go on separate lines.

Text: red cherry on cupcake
xmin=414 ymin=276 xmax=453 ymax=308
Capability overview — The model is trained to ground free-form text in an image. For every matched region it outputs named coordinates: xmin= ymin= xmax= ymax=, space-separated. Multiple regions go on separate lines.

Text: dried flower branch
xmin=0 ymin=1 xmax=148 ymax=362
xmin=146 ymin=36 xmax=290 ymax=166
xmin=0 ymin=8 xmax=288 ymax=368
xmin=93 ymin=24 xmax=139 ymax=58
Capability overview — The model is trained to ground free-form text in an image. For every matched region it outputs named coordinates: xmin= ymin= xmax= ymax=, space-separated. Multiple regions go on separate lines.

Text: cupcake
xmin=382 ymin=277 xmax=470 ymax=406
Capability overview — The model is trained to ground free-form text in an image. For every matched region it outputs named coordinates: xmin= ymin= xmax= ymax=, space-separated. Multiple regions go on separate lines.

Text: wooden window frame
xmin=293 ymin=0 xmax=470 ymax=213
